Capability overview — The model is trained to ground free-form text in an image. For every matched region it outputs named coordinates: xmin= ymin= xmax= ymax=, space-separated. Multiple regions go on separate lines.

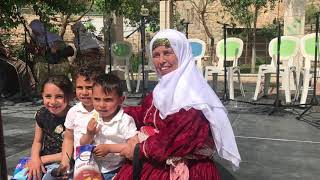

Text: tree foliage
xmin=95 ymin=0 xmax=159 ymax=32
xmin=188 ymin=0 xmax=218 ymax=39
xmin=0 ymin=0 xmax=93 ymax=38
xmin=305 ymin=1 xmax=320 ymax=27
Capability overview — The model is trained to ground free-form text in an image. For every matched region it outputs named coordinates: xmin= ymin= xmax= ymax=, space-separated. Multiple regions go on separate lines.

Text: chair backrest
xmin=301 ymin=33 xmax=320 ymax=61
xmin=216 ymin=37 xmax=243 ymax=67
xmin=188 ymin=39 xmax=206 ymax=59
xmin=111 ymin=41 xmax=132 ymax=64
xmin=268 ymin=36 xmax=299 ymax=64
xmin=188 ymin=39 xmax=206 ymax=71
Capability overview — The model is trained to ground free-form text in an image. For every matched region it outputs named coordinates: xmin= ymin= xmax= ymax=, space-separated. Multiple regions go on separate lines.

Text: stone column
xmin=283 ymin=0 xmax=306 ymax=37
xmin=160 ymin=0 xmax=173 ymax=30
xmin=283 ymin=0 xmax=306 ymax=90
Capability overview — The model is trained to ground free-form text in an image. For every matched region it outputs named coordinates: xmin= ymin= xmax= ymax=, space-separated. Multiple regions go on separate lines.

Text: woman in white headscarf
xmin=114 ymin=29 xmax=241 ymax=180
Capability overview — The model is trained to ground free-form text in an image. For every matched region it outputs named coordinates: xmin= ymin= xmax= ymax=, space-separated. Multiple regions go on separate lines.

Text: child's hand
xmin=93 ymin=144 xmax=110 ymax=158
xmin=25 ymin=158 xmax=46 ymax=180
xmin=86 ymin=118 xmax=99 ymax=136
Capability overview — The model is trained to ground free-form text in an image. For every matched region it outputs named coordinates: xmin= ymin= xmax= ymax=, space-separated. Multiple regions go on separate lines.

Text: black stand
xmin=268 ymin=20 xmax=285 ymax=115
xmin=223 ymin=23 xmax=228 ymax=101
xmin=76 ymin=29 xmax=82 ymax=66
xmin=107 ymin=18 xmax=113 ymax=72
xmin=181 ymin=20 xmax=191 ymax=38
xmin=43 ymin=22 xmax=51 ymax=75
xmin=125 ymin=17 xmax=148 ymax=97
xmin=216 ymin=21 xmax=231 ymax=102
xmin=140 ymin=16 xmax=147 ymax=98
xmin=296 ymin=13 xmax=320 ymax=120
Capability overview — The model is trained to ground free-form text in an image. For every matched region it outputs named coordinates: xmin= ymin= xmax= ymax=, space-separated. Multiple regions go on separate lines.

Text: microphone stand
xmin=268 ymin=19 xmax=283 ymax=115
xmin=223 ymin=23 xmax=228 ymax=101
xmin=108 ymin=18 xmax=113 ymax=72
xmin=125 ymin=17 xmax=148 ymax=97
xmin=76 ymin=29 xmax=82 ymax=66
xmin=296 ymin=12 xmax=320 ymax=121
xmin=217 ymin=21 xmax=231 ymax=102
xmin=43 ymin=22 xmax=51 ymax=75
xmin=140 ymin=15 xmax=147 ymax=98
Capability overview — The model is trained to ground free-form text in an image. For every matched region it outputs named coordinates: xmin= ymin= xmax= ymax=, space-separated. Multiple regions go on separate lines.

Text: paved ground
xmin=2 ymin=80 xmax=320 ymax=180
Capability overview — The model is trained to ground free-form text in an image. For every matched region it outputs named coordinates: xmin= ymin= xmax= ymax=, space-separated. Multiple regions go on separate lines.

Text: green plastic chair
xmin=298 ymin=33 xmax=320 ymax=104
xmin=253 ymin=36 xmax=300 ymax=103
xmin=205 ymin=37 xmax=245 ymax=100
xmin=108 ymin=41 xmax=133 ymax=92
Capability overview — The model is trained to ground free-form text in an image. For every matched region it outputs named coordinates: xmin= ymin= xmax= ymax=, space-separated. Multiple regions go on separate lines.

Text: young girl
xmin=25 ymin=75 xmax=73 ymax=180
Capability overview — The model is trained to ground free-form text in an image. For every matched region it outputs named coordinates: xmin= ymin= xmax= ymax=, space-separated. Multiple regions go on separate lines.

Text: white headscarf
xmin=151 ymin=29 xmax=241 ymax=169
xmin=29 ymin=19 xmax=63 ymax=47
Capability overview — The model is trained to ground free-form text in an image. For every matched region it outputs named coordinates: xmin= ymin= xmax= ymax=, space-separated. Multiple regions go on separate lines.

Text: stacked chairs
xmin=297 ymin=33 xmax=320 ymax=105
xmin=253 ymin=36 xmax=300 ymax=103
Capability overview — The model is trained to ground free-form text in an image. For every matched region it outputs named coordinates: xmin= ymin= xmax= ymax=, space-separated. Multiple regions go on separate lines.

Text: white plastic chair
xmin=298 ymin=33 xmax=320 ymax=105
xmin=204 ymin=37 xmax=245 ymax=100
xmin=253 ymin=36 xmax=300 ymax=103
xmin=106 ymin=41 xmax=133 ymax=92
xmin=188 ymin=38 xmax=206 ymax=74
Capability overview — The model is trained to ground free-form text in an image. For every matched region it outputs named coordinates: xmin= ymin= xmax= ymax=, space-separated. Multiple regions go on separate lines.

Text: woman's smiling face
xmin=152 ymin=45 xmax=178 ymax=76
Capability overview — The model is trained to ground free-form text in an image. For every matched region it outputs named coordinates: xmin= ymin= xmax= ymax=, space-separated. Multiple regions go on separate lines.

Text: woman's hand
xmin=93 ymin=144 xmax=110 ymax=158
xmin=25 ymin=158 xmax=46 ymax=180
xmin=120 ymin=142 xmax=137 ymax=160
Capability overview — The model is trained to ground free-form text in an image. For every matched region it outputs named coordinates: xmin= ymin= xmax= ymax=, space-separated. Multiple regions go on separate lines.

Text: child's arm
xmin=93 ymin=144 xmax=127 ymax=158
xmin=60 ymin=128 xmax=74 ymax=169
xmin=26 ymin=123 xmax=46 ymax=180
xmin=80 ymin=118 xmax=99 ymax=145
xmin=40 ymin=152 xmax=62 ymax=164
xmin=93 ymin=135 xmax=139 ymax=158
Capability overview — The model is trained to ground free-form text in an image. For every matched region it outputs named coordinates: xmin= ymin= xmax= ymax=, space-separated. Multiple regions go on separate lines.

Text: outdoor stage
xmin=2 ymin=79 xmax=320 ymax=180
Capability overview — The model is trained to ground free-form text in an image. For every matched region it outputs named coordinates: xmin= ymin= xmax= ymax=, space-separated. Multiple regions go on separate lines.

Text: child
xmin=80 ymin=73 xmax=138 ymax=180
xmin=14 ymin=75 xmax=73 ymax=180
xmin=59 ymin=63 xmax=105 ymax=171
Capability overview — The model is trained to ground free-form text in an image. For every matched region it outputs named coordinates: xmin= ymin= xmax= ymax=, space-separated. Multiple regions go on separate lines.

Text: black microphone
xmin=216 ymin=21 xmax=232 ymax=27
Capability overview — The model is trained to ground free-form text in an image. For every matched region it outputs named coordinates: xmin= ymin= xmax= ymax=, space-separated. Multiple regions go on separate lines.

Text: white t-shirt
xmin=65 ymin=102 xmax=96 ymax=157
xmin=86 ymin=108 xmax=137 ymax=173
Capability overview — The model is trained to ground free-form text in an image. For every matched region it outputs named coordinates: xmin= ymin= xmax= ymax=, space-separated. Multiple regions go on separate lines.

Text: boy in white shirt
xmin=59 ymin=63 xmax=104 ymax=171
xmin=80 ymin=73 xmax=138 ymax=180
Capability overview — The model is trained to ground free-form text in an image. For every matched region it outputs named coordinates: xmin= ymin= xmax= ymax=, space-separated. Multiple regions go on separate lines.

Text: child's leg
xmin=41 ymin=163 xmax=60 ymax=180
xmin=102 ymin=168 xmax=120 ymax=180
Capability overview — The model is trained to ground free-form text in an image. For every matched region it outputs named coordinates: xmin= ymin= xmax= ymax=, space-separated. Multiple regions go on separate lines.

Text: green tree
xmin=221 ymin=0 xmax=276 ymax=73
xmin=95 ymin=0 xmax=159 ymax=32
xmin=188 ymin=0 xmax=219 ymax=39
xmin=0 ymin=0 xmax=94 ymax=40
xmin=305 ymin=0 xmax=320 ymax=32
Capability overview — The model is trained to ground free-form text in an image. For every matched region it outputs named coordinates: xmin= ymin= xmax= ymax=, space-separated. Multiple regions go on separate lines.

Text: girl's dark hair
xmin=74 ymin=63 xmax=105 ymax=81
xmin=41 ymin=75 xmax=74 ymax=102
xmin=94 ymin=73 xmax=123 ymax=97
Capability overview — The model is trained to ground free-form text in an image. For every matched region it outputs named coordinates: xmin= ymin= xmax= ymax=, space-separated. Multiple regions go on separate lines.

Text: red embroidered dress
xmin=114 ymin=93 xmax=220 ymax=180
